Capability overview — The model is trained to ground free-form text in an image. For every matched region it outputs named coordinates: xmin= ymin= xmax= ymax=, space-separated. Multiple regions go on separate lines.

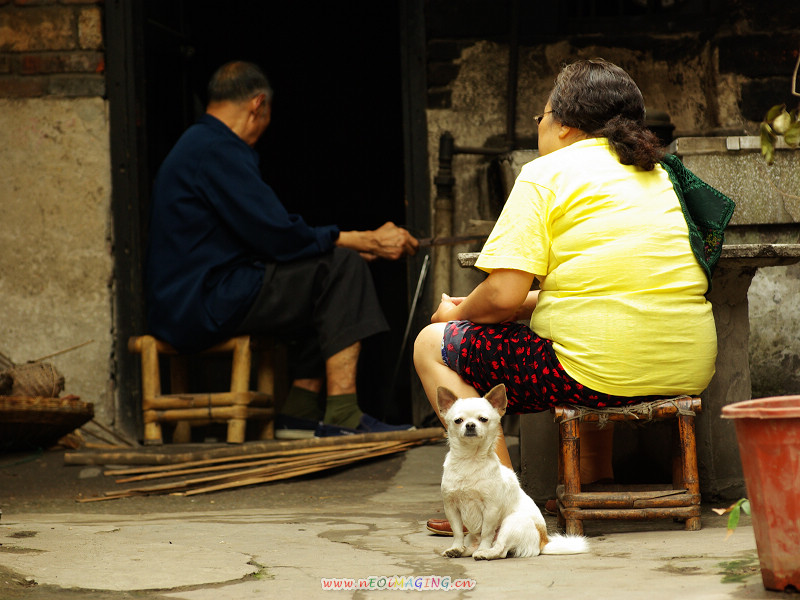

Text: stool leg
xmin=565 ymin=515 xmax=584 ymax=537
xmin=556 ymin=420 xmax=567 ymax=531
xmin=257 ymin=347 xmax=275 ymax=440
xmin=561 ymin=417 xmax=582 ymax=536
xmin=140 ymin=336 xmax=164 ymax=445
xmin=678 ymin=413 xmax=702 ymax=531
xmin=170 ymin=355 xmax=192 ymax=443
xmin=226 ymin=337 xmax=252 ymax=443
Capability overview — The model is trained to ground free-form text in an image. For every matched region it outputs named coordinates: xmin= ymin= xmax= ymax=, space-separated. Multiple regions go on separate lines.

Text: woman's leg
xmin=413 ymin=322 xmax=512 ymax=469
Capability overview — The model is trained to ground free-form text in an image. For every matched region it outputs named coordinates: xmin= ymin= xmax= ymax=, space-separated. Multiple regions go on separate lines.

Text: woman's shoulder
xmin=517 ymin=139 xmax=614 ymax=184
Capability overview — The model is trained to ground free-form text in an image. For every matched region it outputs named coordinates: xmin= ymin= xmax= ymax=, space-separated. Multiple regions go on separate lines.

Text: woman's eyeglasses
xmin=534 ymin=110 xmax=553 ymax=125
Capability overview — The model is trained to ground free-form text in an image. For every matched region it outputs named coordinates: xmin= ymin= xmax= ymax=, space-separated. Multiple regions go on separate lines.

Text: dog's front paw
xmin=473 ymin=548 xmax=502 ymax=561
xmin=442 ymin=546 xmax=465 ymax=558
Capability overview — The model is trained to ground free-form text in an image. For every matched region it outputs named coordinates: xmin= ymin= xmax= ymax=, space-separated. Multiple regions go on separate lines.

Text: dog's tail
xmin=541 ymin=533 xmax=589 ymax=555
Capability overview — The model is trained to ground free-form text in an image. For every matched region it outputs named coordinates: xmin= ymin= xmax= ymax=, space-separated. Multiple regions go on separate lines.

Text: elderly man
xmin=146 ymin=61 xmax=418 ymax=437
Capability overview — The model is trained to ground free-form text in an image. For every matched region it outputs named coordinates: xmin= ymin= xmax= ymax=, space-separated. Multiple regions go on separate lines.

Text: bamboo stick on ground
xmin=114 ymin=441 xmax=408 ymax=493
xmin=87 ymin=419 xmax=138 ymax=447
xmin=103 ymin=439 xmax=408 ymax=477
xmin=66 ymin=427 xmax=445 ymax=466
xmin=77 ymin=439 xmax=427 ymax=502
xmin=112 ymin=441 xmax=402 ymax=484
xmin=182 ymin=441 xmax=420 ymax=496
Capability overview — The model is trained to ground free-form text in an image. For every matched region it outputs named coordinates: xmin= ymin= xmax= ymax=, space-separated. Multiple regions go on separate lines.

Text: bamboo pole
xmin=65 ymin=427 xmax=445 ymax=466
xmin=104 ymin=439 xmax=406 ymax=477
xmin=114 ymin=442 xmax=407 ymax=493
xmin=76 ymin=439 xmax=423 ymax=502
xmin=112 ymin=441 xmax=401 ymax=483
xmin=182 ymin=441 xmax=419 ymax=496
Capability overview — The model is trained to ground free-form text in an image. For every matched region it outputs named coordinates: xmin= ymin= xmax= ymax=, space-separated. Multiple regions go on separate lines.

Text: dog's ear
xmin=436 ymin=387 xmax=459 ymax=416
xmin=484 ymin=384 xmax=508 ymax=416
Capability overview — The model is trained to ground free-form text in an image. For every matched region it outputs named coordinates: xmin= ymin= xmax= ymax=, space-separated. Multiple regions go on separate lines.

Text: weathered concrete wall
xmin=748 ymin=263 xmax=800 ymax=397
xmin=0 ymin=1 xmax=114 ymax=426
xmin=0 ymin=101 xmax=113 ymax=419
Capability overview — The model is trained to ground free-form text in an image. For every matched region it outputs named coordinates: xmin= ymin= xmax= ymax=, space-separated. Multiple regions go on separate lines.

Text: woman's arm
xmin=431 ymin=269 xmax=535 ymax=324
xmin=513 ymin=290 xmax=541 ymax=321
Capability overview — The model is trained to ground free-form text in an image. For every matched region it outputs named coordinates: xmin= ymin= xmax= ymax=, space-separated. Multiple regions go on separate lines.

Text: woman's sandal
xmin=426 ymin=519 xmax=467 ymax=536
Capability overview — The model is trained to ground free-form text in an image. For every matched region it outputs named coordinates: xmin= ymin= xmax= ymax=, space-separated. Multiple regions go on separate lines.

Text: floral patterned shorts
xmin=441 ymin=320 xmax=664 ymax=414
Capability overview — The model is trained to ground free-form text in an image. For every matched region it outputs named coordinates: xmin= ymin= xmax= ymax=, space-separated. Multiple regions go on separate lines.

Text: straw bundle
xmin=5 ymin=362 xmax=66 ymax=397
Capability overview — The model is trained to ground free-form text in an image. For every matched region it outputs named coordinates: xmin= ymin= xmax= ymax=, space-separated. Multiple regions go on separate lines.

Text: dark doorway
xmin=138 ymin=1 xmax=414 ymax=425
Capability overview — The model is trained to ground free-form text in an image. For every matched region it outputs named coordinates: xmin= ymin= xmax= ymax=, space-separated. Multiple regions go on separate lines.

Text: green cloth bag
xmin=660 ymin=153 xmax=736 ymax=290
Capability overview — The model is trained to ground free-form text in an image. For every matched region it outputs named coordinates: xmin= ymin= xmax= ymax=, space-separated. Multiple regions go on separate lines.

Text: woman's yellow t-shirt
xmin=475 ymin=138 xmax=716 ymax=396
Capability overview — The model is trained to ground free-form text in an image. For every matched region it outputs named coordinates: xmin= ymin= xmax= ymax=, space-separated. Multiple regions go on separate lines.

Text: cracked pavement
xmin=0 ymin=441 xmax=778 ymax=599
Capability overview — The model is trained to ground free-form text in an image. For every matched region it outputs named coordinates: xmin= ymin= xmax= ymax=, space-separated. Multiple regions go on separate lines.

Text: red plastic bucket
xmin=722 ymin=396 xmax=800 ymax=591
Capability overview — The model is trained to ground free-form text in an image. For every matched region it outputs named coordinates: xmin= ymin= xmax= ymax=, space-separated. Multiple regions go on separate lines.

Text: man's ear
xmin=249 ymin=93 xmax=269 ymax=118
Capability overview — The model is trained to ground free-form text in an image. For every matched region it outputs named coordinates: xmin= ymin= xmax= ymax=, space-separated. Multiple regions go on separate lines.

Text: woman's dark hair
xmin=207 ymin=61 xmax=273 ymax=104
xmin=549 ymin=58 xmax=663 ymax=171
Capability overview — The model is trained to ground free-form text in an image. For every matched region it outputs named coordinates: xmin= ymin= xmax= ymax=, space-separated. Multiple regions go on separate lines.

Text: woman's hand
xmin=431 ymin=293 xmax=464 ymax=323
xmin=430 ymin=269 xmax=535 ymax=325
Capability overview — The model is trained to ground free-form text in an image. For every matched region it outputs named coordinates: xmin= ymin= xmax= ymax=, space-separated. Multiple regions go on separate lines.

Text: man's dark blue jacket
xmin=146 ymin=114 xmax=339 ymax=352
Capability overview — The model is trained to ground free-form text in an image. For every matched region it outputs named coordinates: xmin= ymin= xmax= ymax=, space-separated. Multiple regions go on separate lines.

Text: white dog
xmin=437 ymin=384 xmax=588 ymax=560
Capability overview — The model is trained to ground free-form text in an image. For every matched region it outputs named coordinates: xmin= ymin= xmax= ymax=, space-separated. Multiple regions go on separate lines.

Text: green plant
xmin=760 ymin=52 xmax=800 ymax=164
xmin=761 ymin=105 xmax=800 ymax=164
xmin=713 ymin=498 xmax=751 ymax=539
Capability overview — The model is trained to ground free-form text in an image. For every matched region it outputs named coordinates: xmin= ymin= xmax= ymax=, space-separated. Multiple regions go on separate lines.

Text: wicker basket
xmin=0 ymin=395 xmax=94 ymax=451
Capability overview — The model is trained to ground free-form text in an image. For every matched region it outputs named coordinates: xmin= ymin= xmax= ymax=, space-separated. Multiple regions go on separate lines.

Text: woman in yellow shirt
xmin=414 ymin=59 xmax=719 ymax=524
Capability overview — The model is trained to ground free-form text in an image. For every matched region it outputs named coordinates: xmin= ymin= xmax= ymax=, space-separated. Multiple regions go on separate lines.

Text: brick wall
xmin=0 ymin=0 xmax=105 ymax=98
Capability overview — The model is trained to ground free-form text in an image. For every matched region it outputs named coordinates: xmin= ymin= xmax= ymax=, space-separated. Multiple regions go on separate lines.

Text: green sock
xmin=323 ymin=393 xmax=362 ymax=429
xmin=281 ymin=386 xmax=323 ymax=421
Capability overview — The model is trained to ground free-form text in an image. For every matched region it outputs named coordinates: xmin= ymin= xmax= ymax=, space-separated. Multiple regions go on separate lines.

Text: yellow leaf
xmin=765 ymin=104 xmax=785 ymax=122
xmin=784 ymin=122 xmax=800 ymax=146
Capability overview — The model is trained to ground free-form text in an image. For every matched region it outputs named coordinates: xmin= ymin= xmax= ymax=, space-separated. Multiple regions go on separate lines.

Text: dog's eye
xmin=454 ymin=418 xmax=463 ymax=425
xmin=479 ymin=417 xmax=489 ymax=423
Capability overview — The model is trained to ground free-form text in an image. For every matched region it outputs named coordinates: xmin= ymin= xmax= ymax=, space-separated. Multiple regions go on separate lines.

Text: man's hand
xmin=337 ymin=222 xmax=419 ymax=261
xmin=372 ymin=222 xmax=419 ymax=260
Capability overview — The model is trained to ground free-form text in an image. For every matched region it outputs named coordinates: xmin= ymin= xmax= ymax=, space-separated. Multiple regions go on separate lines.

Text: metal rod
xmin=389 ymin=253 xmax=430 ymax=398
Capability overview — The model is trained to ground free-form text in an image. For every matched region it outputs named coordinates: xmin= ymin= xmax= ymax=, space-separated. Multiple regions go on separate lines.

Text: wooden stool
xmin=129 ymin=335 xmax=276 ymax=445
xmin=553 ymin=396 xmax=702 ymax=535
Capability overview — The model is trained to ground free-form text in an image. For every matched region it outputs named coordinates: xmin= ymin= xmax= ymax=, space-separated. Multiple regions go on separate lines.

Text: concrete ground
xmin=0 ymin=436 xmax=783 ymax=600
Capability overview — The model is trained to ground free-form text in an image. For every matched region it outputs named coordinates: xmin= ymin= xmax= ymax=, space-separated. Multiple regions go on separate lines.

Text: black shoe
xmin=314 ymin=414 xmax=416 ymax=437
xmin=356 ymin=413 xmax=415 ymax=433
xmin=274 ymin=415 xmax=319 ymax=440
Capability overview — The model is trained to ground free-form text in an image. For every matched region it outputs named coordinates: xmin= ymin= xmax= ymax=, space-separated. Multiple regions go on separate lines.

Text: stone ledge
xmin=457 ymin=244 xmax=800 ymax=270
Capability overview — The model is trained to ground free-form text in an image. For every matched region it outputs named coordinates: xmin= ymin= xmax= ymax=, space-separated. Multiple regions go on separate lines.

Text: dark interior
xmin=140 ymin=0 xmax=414 ymax=425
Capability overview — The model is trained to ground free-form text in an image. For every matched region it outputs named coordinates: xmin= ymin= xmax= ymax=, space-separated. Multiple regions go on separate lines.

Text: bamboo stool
xmin=553 ymin=396 xmax=702 ymax=535
xmin=129 ymin=335 xmax=275 ymax=445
